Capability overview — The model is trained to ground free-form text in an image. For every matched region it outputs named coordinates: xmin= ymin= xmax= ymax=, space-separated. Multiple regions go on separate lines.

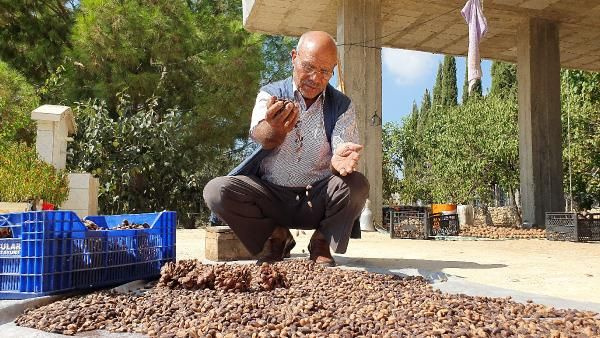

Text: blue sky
xmin=380 ymin=49 xmax=492 ymax=124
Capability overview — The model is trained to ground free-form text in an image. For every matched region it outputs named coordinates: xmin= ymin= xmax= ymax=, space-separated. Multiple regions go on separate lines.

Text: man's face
xmin=291 ymin=49 xmax=336 ymax=100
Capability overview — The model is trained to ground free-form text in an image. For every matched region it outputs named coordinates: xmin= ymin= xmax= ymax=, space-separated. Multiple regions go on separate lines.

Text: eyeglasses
xmin=294 ymin=54 xmax=335 ymax=78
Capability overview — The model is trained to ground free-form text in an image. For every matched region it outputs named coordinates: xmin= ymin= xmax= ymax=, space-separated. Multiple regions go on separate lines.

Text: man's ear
xmin=290 ymin=49 xmax=297 ymax=61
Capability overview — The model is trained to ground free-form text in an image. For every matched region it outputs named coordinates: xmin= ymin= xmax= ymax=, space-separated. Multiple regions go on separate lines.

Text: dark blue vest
xmin=210 ymin=77 xmax=361 ymax=239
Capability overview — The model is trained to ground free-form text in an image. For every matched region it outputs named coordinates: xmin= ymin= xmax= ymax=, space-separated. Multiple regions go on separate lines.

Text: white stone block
xmin=61 ymin=173 xmax=99 ymax=218
xmin=68 ymin=173 xmax=92 ymax=189
xmin=65 ymin=189 xmax=90 ymax=206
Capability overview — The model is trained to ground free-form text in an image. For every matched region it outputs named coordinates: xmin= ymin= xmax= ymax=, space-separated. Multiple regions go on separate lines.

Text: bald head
xmin=297 ymin=31 xmax=337 ymax=60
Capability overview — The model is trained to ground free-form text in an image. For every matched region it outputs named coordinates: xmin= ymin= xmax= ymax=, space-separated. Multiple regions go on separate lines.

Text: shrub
xmin=68 ymin=99 xmax=237 ymax=227
xmin=0 ymin=142 xmax=69 ymax=205
xmin=0 ymin=60 xmax=39 ymax=145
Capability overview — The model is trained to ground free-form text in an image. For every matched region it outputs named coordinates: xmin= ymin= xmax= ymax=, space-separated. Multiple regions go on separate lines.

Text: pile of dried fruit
xmin=83 ymin=219 xmax=150 ymax=231
xmin=258 ymin=263 xmax=290 ymax=291
xmin=461 ymin=225 xmax=547 ymax=239
xmin=113 ymin=219 xmax=150 ymax=230
xmin=158 ymin=260 xmax=216 ymax=290
xmin=16 ymin=260 xmax=600 ymax=336
xmin=158 ymin=260 xmax=288 ymax=293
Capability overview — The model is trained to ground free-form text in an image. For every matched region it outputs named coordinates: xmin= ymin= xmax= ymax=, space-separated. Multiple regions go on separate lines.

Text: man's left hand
xmin=331 ymin=142 xmax=363 ymax=176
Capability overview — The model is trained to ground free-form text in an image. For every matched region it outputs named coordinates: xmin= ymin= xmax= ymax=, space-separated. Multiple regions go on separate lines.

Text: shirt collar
xmin=292 ymin=79 xmax=327 ymax=105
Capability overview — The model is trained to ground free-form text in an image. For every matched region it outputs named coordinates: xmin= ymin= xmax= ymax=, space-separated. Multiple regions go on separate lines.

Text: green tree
xmin=382 ymin=122 xmax=402 ymax=203
xmin=261 ymin=35 xmax=298 ymax=84
xmin=441 ymin=55 xmax=457 ymax=107
xmin=0 ymin=0 xmax=76 ymax=85
xmin=561 ymin=70 xmax=600 ymax=209
xmin=462 ymin=64 xmax=469 ymax=104
xmin=490 ymin=61 xmax=517 ymax=98
xmin=63 ymin=0 xmax=264 ymax=148
xmin=411 ymin=100 xmax=419 ymax=116
xmin=420 ymin=89 xmax=431 ymax=115
xmin=390 ymin=91 xmax=519 ymax=204
xmin=427 ymin=95 xmax=519 ymax=203
xmin=431 ymin=63 xmax=443 ymax=110
xmin=0 ymin=61 xmax=39 ymax=146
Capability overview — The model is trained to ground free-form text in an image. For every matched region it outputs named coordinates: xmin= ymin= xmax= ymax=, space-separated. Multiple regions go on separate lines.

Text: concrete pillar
xmin=337 ymin=0 xmax=383 ymax=227
xmin=517 ymin=18 xmax=564 ymax=227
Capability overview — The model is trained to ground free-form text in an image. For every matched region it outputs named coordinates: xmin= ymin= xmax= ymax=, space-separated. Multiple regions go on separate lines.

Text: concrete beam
xmin=517 ymin=17 xmax=564 ymax=227
xmin=337 ymin=0 xmax=383 ymax=227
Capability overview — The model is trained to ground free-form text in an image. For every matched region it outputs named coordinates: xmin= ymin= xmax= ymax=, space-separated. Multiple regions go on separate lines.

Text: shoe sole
xmin=314 ymin=260 xmax=336 ymax=267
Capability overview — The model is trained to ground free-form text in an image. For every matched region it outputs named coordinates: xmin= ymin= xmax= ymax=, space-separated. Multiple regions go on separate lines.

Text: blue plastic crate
xmin=0 ymin=210 xmax=176 ymax=299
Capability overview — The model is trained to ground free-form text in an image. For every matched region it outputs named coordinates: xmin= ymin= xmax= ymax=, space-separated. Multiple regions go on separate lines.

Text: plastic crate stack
xmin=546 ymin=212 xmax=600 ymax=242
xmin=0 ymin=211 xmax=176 ymax=299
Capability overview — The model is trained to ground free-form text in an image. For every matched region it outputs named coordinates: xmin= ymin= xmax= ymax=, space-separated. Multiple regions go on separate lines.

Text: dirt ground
xmin=177 ymin=228 xmax=600 ymax=304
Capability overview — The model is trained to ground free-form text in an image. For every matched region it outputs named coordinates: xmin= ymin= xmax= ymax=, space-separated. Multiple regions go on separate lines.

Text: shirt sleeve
xmin=249 ymin=90 xmax=272 ymax=134
xmin=331 ymin=101 xmax=359 ymax=152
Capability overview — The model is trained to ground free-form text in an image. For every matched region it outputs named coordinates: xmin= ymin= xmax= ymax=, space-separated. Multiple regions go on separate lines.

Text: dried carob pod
xmin=83 ymin=219 xmax=149 ymax=231
xmin=83 ymin=220 xmax=106 ymax=230
xmin=112 ymin=219 xmax=150 ymax=230
xmin=215 ymin=265 xmax=251 ymax=292
xmin=178 ymin=266 xmax=215 ymax=290
xmin=159 ymin=260 xmax=205 ymax=289
xmin=0 ymin=226 xmax=12 ymax=238
xmin=273 ymin=97 xmax=297 ymax=117
xmin=258 ymin=262 xmax=290 ymax=291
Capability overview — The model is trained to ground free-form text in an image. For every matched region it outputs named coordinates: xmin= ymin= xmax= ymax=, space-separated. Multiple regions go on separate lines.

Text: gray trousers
xmin=203 ymin=173 xmax=369 ymax=255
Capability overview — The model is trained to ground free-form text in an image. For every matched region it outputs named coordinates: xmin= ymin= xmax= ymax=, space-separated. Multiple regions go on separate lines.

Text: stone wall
xmin=474 ymin=206 xmax=522 ymax=227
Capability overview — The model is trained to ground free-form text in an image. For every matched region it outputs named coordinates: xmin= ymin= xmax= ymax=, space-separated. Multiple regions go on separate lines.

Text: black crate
xmin=428 ymin=213 xmax=460 ymax=237
xmin=382 ymin=206 xmax=428 ymax=230
xmin=546 ymin=212 xmax=600 ymax=242
xmin=387 ymin=209 xmax=429 ymax=239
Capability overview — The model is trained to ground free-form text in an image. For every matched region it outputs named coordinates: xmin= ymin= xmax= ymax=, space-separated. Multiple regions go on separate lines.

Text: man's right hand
xmin=265 ymin=96 xmax=300 ymax=135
